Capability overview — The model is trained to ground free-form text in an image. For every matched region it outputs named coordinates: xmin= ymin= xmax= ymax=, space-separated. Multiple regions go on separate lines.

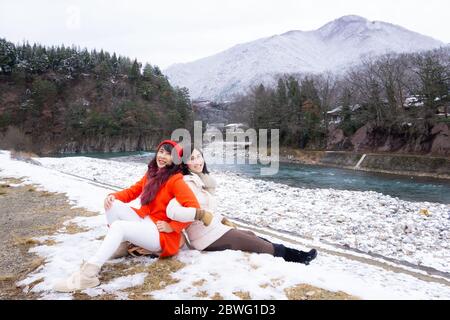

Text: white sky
xmin=1 ymin=0 xmax=449 ymax=69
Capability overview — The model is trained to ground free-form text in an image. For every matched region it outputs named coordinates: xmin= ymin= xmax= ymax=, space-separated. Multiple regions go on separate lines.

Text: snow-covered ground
xmin=35 ymin=153 xmax=450 ymax=274
xmin=1 ymin=150 xmax=450 ymax=300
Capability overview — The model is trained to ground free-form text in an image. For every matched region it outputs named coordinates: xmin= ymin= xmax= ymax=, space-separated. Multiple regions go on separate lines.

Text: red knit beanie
xmin=156 ymin=140 xmax=183 ymax=158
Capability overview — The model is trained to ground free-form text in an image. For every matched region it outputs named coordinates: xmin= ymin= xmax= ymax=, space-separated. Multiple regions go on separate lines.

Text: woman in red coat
xmin=53 ymin=140 xmax=200 ymax=292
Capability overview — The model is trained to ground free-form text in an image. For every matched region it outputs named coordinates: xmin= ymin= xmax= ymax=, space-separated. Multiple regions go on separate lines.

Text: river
xmin=53 ymin=151 xmax=450 ymax=204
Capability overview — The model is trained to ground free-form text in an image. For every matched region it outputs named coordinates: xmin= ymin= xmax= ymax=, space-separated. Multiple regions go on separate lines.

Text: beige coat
xmin=166 ymin=173 xmax=232 ymax=250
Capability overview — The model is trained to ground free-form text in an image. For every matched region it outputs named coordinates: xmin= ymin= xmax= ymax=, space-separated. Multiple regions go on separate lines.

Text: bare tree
xmin=410 ymin=49 xmax=450 ymax=120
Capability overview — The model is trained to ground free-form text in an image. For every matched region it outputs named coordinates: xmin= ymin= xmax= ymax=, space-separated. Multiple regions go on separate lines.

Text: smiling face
xmin=156 ymin=145 xmax=173 ymax=169
xmin=187 ymin=149 xmax=205 ymax=174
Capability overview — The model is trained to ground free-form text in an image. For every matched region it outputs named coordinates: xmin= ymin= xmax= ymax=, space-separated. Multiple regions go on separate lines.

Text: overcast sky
xmin=1 ymin=0 xmax=449 ymax=69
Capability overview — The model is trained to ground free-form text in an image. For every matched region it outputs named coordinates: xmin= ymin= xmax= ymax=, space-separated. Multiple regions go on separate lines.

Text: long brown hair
xmin=140 ymin=143 xmax=182 ymax=205
xmin=180 ymin=144 xmax=210 ymax=175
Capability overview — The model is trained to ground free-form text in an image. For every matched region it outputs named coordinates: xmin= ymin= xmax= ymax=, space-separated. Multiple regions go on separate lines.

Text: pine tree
xmin=111 ymin=53 xmax=119 ymax=76
xmin=128 ymin=59 xmax=141 ymax=82
xmin=0 ymin=38 xmax=16 ymax=74
xmin=143 ymin=63 xmax=154 ymax=81
xmin=339 ymin=87 xmax=356 ymax=135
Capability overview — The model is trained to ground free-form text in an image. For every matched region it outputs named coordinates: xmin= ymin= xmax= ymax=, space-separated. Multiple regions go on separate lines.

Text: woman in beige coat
xmin=166 ymin=145 xmax=317 ymax=265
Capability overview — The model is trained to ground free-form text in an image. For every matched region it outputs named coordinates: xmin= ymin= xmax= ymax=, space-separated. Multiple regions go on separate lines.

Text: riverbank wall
xmin=279 ymin=148 xmax=450 ymax=180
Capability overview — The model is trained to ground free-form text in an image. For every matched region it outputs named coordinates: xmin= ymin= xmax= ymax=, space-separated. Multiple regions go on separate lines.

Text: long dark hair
xmin=141 ymin=143 xmax=182 ymax=205
xmin=180 ymin=144 xmax=210 ymax=176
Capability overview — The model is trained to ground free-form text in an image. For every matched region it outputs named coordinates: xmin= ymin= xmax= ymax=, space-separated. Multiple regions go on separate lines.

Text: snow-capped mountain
xmin=164 ymin=15 xmax=444 ymax=102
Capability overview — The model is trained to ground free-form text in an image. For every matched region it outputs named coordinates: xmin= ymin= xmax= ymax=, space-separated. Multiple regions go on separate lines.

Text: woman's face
xmin=156 ymin=146 xmax=173 ymax=168
xmin=187 ymin=149 xmax=204 ymax=173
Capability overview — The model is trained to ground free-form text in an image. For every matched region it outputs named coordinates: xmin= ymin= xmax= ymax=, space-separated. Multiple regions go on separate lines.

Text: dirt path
xmin=0 ymin=177 xmax=97 ymax=299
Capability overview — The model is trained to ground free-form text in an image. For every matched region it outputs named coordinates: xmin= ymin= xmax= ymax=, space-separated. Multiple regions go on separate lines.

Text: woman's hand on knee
xmin=104 ymin=195 xmax=116 ymax=211
xmin=156 ymin=221 xmax=174 ymax=233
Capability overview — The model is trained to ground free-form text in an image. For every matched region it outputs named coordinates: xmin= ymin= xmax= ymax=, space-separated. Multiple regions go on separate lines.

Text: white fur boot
xmin=53 ymin=262 xmax=101 ymax=292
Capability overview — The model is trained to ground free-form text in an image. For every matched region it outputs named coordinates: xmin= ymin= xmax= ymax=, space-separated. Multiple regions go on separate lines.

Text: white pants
xmin=88 ymin=200 xmax=161 ymax=267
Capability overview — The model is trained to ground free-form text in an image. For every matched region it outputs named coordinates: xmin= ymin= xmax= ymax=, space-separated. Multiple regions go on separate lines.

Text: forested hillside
xmin=0 ymin=38 xmax=193 ymax=154
xmin=224 ymin=48 xmax=450 ymax=155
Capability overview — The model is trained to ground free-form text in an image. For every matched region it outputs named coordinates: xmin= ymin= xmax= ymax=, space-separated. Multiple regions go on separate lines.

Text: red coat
xmin=112 ymin=173 xmax=200 ymax=257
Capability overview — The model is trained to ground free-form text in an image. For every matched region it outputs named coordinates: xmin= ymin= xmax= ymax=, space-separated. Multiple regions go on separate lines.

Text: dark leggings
xmin=204 ymin=229 xmax=275 ymax=255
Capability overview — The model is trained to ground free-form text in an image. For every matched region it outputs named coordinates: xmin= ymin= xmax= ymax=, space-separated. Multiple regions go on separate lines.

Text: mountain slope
xmin=164 ymin=15 xmax=444 ymax=101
